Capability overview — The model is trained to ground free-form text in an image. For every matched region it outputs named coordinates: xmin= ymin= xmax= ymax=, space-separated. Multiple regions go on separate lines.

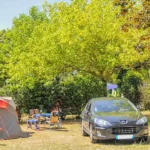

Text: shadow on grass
xmin=24 ymin=131 xmax=34 ymax=138
xmin=0 ymin=144 xmax=6 ymax=146
xmin=44 ymin=127 xmax=69 ymax=132
xmin=96 ymin=136 xmax=150 ymax=145
xmin=62 ymin=119 xmax=81 ymax=125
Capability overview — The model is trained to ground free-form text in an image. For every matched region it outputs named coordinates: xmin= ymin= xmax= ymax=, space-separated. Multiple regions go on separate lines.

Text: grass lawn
xmin=0 ymin=112 xmax=150 ymax=150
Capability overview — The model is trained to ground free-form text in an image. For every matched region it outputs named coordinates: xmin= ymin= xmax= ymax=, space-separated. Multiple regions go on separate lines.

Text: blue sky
xmin=0 ymin=0 xmax=70 ymax=30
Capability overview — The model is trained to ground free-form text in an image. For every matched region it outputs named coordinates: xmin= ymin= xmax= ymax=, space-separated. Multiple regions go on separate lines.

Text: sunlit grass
xmin=0 ymin=112 xmax=149 ymax=150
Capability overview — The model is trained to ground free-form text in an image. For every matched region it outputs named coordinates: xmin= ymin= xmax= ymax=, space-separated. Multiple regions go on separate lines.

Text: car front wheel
xmin=90 ymin=124 xmax=97 ymax=143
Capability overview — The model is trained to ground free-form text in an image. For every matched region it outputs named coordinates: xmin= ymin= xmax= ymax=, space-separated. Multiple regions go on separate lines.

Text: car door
xmin=83 ymin=101 xmax=92 ymax=133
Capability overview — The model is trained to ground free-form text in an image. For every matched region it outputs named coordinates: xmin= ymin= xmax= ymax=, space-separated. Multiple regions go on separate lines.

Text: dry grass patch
xmin=0 ymin=113 xmax=150 ymax=150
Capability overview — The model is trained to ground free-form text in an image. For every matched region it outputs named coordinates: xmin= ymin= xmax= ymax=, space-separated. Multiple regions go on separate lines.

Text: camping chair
xmin=27 ymin=116 xmax=41 ymax=130
xmin=45 ymin=111 xmax=62 ymax=129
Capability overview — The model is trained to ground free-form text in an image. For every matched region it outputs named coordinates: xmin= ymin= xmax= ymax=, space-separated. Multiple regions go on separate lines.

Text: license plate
xmin=116 ymin=135 xmax=134 ymax=140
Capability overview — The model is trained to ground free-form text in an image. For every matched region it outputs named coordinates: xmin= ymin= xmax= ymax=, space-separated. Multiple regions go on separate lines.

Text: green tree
xmin=8 ymin=0 xmax=149 ymax=87
xmin=1 ymin=0 xmax=149 ymax=108
xmin=112 ymin=0 xmax=150 ymax=105
xmin=5 ymin=6 xmax=49 ymax=88
xmin=0 ymin=30 xmax=9 ymax=87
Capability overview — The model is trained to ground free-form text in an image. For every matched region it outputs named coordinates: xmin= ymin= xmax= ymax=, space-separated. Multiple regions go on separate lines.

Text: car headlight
xmin=94 ymin=118 xmax=111 ymax=126
xmin=136 ymin=116 xmax=147 ymax=125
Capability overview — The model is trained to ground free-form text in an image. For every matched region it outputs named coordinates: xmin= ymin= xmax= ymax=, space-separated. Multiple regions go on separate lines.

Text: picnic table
xmin=34 ymin=113 xmax=51 ymax=118
xmin=27 ymin=113 xmax=51 ymax=130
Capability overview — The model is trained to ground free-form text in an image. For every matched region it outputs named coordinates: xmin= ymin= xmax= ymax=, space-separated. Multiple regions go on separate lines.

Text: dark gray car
xmin=81 ymin=97 xmax=149 ymax=143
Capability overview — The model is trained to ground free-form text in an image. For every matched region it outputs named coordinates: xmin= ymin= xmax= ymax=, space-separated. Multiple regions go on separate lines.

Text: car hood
xmin=94 ymin=111 xmax=142 ymax=122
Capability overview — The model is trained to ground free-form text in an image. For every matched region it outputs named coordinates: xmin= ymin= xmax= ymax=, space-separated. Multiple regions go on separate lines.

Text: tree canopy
xmin=0 ymin=0 xmax=150 ymax=111
xmin=3 ymin=0 xmax=149 ymax=88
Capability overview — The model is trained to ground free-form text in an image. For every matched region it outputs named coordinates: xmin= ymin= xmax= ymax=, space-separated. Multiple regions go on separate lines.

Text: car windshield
xmin=93 ymin=100 xmax=138 ymax=113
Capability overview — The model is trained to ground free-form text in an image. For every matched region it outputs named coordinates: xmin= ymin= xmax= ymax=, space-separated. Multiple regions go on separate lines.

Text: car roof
xmin=90 ymin=97 xmax=128 ymax=102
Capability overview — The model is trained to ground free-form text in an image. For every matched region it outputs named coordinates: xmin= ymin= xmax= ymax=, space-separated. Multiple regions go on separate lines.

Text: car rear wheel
xmin=90 ymin=125 xmax=97 ymax=143
xmin=81 ymin=120 xmax=88 ymax=136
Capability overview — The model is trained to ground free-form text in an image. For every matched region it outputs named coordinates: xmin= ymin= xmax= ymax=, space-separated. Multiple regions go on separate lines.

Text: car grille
xmin=112 ymin=127 xmax=137 ymax=134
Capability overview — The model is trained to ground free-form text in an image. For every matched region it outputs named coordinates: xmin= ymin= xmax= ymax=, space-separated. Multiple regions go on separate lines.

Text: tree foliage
xmin=0 ymin=0 xmax=150 ymax=110
xmin=1 ymin=75 xmax=106 ymax=116
xmin=0 ymin=30 xmax=9 ymax=86
xmin=5 ymin=0 xmax=149 ymax=87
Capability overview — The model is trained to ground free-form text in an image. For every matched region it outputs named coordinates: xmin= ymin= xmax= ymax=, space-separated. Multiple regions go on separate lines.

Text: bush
xmin=0 ymin=75 xmax=107 ymax=116
xmin=140 ymin=79 xmax=150 ymax=110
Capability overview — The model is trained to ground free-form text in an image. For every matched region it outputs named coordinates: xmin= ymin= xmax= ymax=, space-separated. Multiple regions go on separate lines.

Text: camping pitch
xmin=0 ymin=97 xmax=27 ymax=139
